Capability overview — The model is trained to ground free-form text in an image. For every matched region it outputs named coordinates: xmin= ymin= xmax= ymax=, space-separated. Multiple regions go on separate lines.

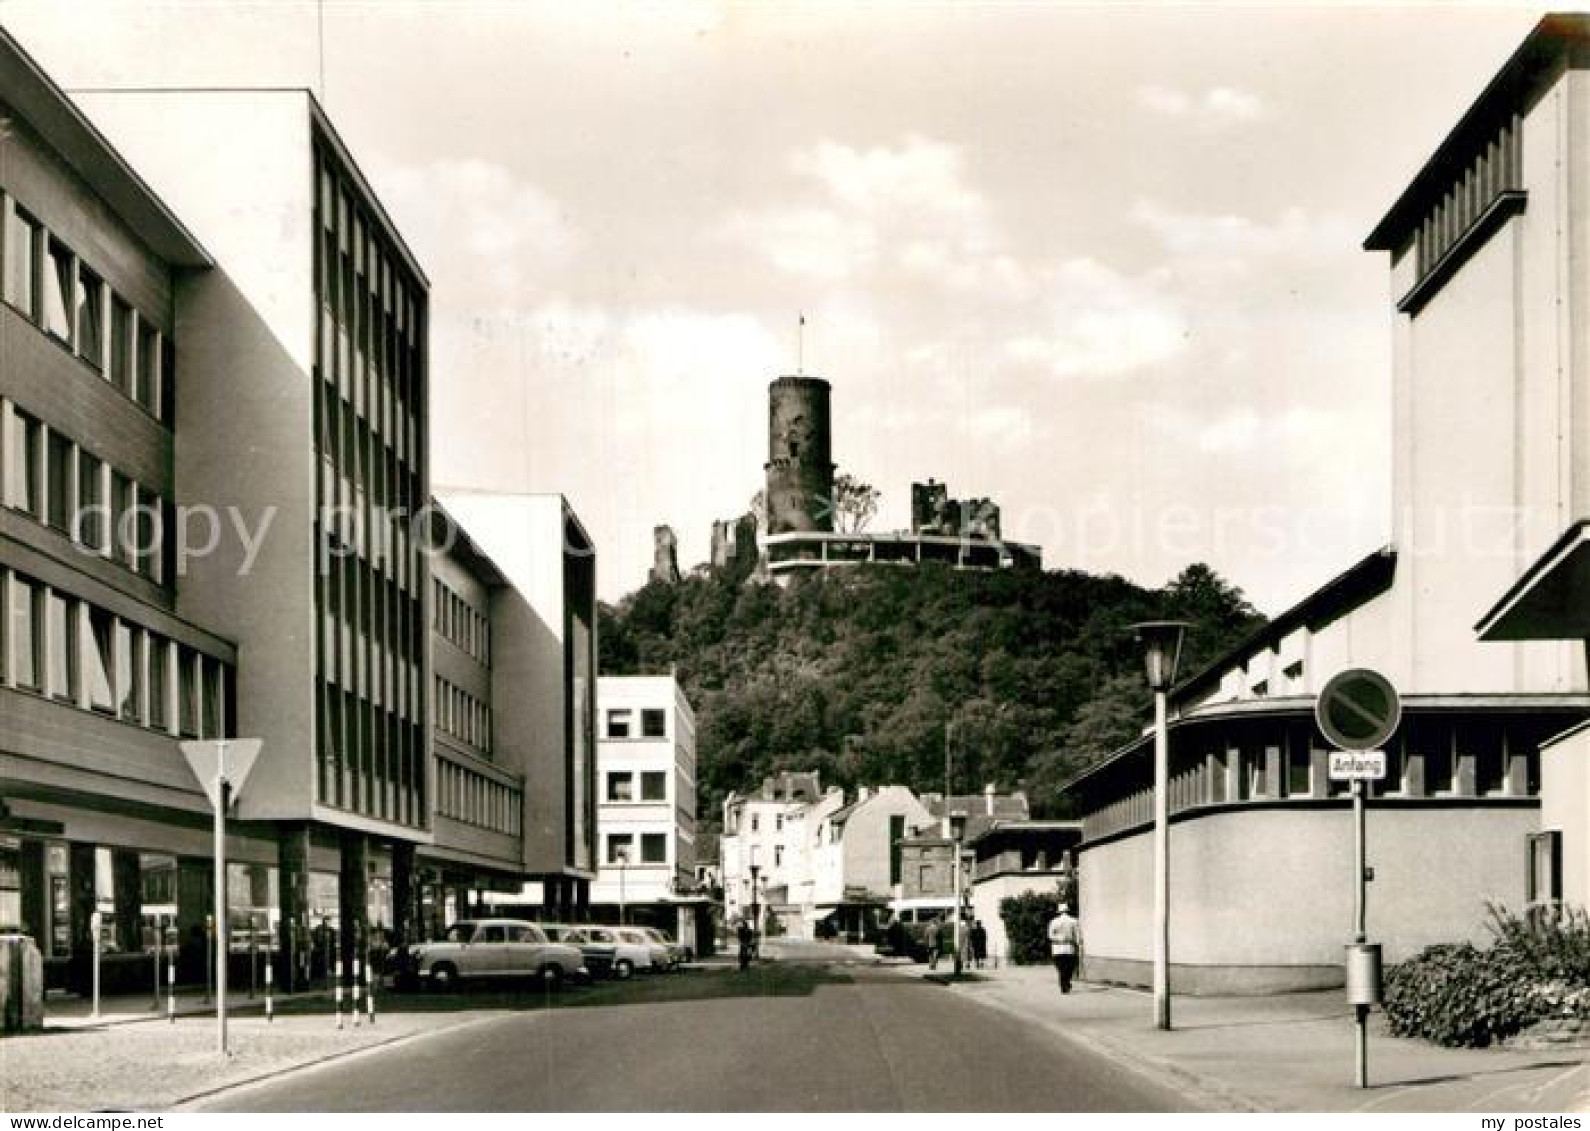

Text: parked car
xmin=878 ymin=899 xmax=958 ymax=963
xmin=539 ymin=923 xmax=614 ymax=980
xmin=399 ymin=919 xmax=587 ymax=990
xmin=566 ymin=925 xmax=656 ymax=980
xmin=634 ymin=925 xmax=690 ymax=967
xmin=613 ymin=926 xmax=671 ymax=973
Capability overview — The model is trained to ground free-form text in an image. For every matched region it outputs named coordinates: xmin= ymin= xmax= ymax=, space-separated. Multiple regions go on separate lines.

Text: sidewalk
xmin=923 ymin=963 xmax=1590 ymax=1113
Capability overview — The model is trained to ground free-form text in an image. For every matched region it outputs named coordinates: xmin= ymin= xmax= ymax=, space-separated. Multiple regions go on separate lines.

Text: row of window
xmin=317 ymin=382 xmax=422 ymax=586
xmin=435 ymin=756 xmax=521 ymax=836
xmin=606 ymin=770 xmax=668 ymax=804
xmin=433 ymin=577 xmax=489 ymax=665
xmin=318 ymin=537 xmax=424 ymax=722
xmin=1 ymin=566 xmax=231 ymax=739
xmin=605 ymin=831 xmax=668 ymax=866
xmin=316 ymin=677 xmax=426 ymax=827
xmin=435 ymin=675 xmax=492 ymax=757
xmin=4 ymin=405 xmax=169 ymax=584
xmin=1412 ymin=112 xmax=1523 ymax=281
xmin=2 ymin=193 xmax=169 ymax=421
xmin=1083 ymin=719 xmax=1540 ymax=841
xmin=605 ymin=707 xmax=667 ymax=740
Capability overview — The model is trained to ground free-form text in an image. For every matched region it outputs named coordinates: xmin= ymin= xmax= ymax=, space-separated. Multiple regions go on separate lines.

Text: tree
xmin=829 ymin=474 xmax=880 ymax=534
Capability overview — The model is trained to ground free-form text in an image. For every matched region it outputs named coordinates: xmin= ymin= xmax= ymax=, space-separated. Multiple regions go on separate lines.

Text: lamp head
xmin=1130 ymin=621 xmax=1190 ymax=693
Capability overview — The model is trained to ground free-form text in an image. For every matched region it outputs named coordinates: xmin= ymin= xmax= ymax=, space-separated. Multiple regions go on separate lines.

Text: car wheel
xmin=539 ymin=963 xmax=564 ymax=990
xmin=614 ymin=958 xmax=634 ymax=981
xmin=429 ymin=962 xmax=458 ymax=991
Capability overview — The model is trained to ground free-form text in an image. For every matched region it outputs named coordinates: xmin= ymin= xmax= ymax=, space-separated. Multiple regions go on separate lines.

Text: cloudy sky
xmin=0 ymin=1 xmax=1554 ymax=610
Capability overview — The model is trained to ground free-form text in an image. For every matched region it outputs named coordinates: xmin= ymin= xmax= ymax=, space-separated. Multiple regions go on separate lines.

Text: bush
xmin=1384 ymin=904 xmax=1590 ymax=1048
xmin=999 ymin=891 xmax=1059 ymax=966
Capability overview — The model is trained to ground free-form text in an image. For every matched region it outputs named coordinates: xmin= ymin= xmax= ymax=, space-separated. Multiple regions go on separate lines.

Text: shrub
xmin=999 ymin=890 xmax=1059 ymax=966
xmin=1383 ymin=904 xmax=1590 ymax=1048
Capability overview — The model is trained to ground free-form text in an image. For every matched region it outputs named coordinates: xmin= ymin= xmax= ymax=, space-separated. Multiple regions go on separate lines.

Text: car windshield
xmin=444 ymin=923 xmax=475 ymax=943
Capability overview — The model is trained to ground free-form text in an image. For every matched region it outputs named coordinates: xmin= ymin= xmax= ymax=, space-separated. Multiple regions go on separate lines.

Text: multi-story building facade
xmin=807 ymin=785 xmax=932 ymax=942
xmin=0 ymin=28 xmax=242 ymax=990
xmin=0 ymin=27 xmax=598 ymax=996
xmin=720 ymin=771 xmax=829 ymax=931
xmin=1064 ymin=15 xmax=1590 ymax=994
xmin=590 ymin=675 xmax=705 ymax=950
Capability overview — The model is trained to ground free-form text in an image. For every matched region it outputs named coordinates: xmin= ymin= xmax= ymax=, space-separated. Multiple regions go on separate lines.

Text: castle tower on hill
xmin=764 ymin=375 xmax=835 ymax=535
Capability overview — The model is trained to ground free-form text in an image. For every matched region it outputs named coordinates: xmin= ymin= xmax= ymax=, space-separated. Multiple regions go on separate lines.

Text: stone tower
xmin=764 ymin=375 xmax=835 ymax=535
xmin=649 ymin=525 xmax=680 ymax=585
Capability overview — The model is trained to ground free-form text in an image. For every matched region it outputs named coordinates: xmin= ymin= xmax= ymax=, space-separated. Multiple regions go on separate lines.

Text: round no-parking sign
xmin=1316 ymin=668 xmax=1401 ymax=752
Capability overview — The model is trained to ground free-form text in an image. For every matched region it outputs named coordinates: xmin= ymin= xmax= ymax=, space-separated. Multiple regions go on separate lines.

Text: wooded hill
xmin=597 ymin=560 xmax=1265 ymax=821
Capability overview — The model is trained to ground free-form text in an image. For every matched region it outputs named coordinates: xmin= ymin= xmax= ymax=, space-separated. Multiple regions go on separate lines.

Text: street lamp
xmin=748 ymin=862 xmax=761 ymax=938
xmin=948 ymin=811 xmax=968 ymax=977
xmin=1131 ymin=620 xmax=1189 ymax=1031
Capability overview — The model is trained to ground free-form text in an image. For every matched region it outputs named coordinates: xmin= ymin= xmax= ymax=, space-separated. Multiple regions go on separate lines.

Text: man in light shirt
xmin=1047 ymin=904 xmax=1082 ymax=994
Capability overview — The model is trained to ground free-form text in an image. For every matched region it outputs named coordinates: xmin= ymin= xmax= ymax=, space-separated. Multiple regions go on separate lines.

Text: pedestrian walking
xmin=736 ymin=918 xmax=755 ymax=971
xmin=934 ymin=914 xmax=955 ymax=971
xmin=969 ymin=919 xmax=988 ymax=969
xmin=925 ymin=914 xmax=942 ymax=969
xmin=1047 ymin=904 xmax=1082 ymax=993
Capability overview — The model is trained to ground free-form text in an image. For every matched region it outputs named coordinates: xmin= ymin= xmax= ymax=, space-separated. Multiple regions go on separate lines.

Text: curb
xmin=171 ymin=1012 xmax=515 ymax=1111
xmin=925 ymin=972 xmax=1268 ymax=1114
xmin=42 ymin=991 xmax=336 ymax=1032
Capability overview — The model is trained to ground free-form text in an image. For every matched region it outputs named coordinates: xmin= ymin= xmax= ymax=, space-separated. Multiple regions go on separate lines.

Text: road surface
xmin=201 ymin=955 xmax=1194 ymax=1111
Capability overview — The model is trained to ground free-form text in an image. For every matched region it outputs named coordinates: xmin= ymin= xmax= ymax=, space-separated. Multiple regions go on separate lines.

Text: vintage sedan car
xmin=634 ymin=925 xmax=690 ymax=967
xmin=614 ymin=926 xmax=672 ymax=974
xmin=400 ymin=918 xmax=587 ymax=990
xmin=569 ymin=925 xmax=656 ymax=979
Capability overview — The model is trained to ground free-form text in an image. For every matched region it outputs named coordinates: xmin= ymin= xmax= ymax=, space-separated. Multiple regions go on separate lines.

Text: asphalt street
xmin=199 ymin=956 xmax=1195 ymax=1112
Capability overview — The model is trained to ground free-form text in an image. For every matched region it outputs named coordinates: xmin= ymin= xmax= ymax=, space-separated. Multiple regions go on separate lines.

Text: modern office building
xmin=1064 ymin=15 xmax=1590 ymax=994
xmin=0 ymin=27 xmax=242 ymax=991
xmin=590 ymin=674 xmax=706 ymax=950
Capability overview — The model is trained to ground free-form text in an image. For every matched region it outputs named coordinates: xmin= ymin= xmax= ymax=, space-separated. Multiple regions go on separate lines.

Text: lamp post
xmin=749 ymin=862 xmax=761 ymax=938
xmin=1131 ymin=620 xmax=1189 ymax=1031
xmin=948 ymin=811 xmax=968 ymax=977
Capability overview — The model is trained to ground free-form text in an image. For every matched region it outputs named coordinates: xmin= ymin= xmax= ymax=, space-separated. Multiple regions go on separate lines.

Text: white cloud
xmin=722 ymin=206 xmax=877 ymax=282
xmin=964 ymin=404 xmax=1038 ymax=446
xmin=366 ymin=155 xmax=577 ymax=301
xmin=1131 ymin=200 xmax=1355 ymax=260
xmin=1146 ymin=404 xmax=1338 ymax=456
xmin=1138 ymin=83 xmax=1270 ymax=126
xmin=1004 ymin=258 xmax=1188 ymax=379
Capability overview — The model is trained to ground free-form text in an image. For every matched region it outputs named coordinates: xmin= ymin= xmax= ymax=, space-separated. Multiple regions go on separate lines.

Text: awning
xmin=1477 ymin=520 xmax=1590 ymax=640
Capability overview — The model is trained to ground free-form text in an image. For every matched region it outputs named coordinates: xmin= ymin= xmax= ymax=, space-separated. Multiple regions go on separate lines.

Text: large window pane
xmin=6 ymin=411 xmax=40 ymax=516
xmin=42 ymin=238 xmax=72 ymax=343
xmin=115 ymin=622 xmax=139 ymax=723
xmin=76 ymin=267 xmax=103 ymax=368
xmin=81 ymin=605 xmax=114 ymax=713
xmin=110 ymin=473 xmax=133 ymax=566
xmin=201 ymin=658 xmax=220 ymax=738
xmin=178 ymin=647 xmax=198 ymax=737
xmin=4 ymin=208 xmax=37 ymax=316
xmin=9 ymin=576 xmax=38 ymax=690
xmin=110 ymin=298 xmax=132 ymax=395
xmin=642 ymin=709 xmax=667 ymax=738
xmin=46 ymin=433 xmax=71 ymax=531
xmin=135 ymin=320 xmax=158 ymax=414
xmin=45 ymin=590 xmax=72 ymax=701
xmin=641 ymin=771 xmax=667 ymax=802
xmin=76 ymin=451 xmax=103 ymax=550
xmin=641 ymin=833 xmax=667 ymax=864
xmin=147 ymin=636 xmax=168 ymax=729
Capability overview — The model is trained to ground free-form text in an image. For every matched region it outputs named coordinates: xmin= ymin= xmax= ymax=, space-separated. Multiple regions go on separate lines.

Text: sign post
xmin=1316 ymin=669 xmax=1400 ymax=1090
xmin=181 ymin=738 xmax=262 ymax=1056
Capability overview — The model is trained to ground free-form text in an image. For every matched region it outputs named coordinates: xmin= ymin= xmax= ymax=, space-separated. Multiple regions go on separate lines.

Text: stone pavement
xmin=1 ymin=1002 xmax=475 ymax=1112
xmin=923 ymin=962 xmax=1590 ymax=1113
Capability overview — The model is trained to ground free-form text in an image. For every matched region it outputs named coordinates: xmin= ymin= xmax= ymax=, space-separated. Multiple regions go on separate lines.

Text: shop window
xmin=642 ymin=833 xmax=667 ymax=864
xmin=0 ymin=837 xmax=21 ymax=932
xmin=139 ymin=854 xmax=177 ymax=953
xmin=41 ymin=237 xmax=73 ymax=343
xmin=607 ymin=772 xmax=634 ymax=802
xmin=641 ymin=771 xmax=667 ymax=802
xmin=641 ymin=708 xmax=667 ymax=738
xmin=5 ymin=207 xmax=38 ymax=316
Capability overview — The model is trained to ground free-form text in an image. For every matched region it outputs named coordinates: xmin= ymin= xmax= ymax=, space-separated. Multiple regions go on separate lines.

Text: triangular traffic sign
xmin=179 ymin=739 xmax=264 ymax=810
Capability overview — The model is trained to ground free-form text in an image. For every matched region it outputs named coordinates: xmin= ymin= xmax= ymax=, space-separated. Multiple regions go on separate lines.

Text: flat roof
xmin=1365 ymin=13 xmax=1590 ymax=252
xmin=0 ymin=28 xmax=212 ymax=268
